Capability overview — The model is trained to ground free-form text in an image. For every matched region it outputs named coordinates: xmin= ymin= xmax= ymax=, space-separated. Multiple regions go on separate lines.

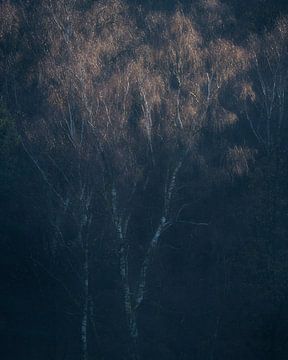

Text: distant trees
xmin=243 ymin=17 xmax=288 ymax=153
xmin=241 ymin=17 xmax=288 ymax=336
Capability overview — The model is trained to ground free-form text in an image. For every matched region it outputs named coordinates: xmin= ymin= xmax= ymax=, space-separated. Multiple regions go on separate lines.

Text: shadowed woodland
xmin=1 ymin=0 xmax=288 ymax=359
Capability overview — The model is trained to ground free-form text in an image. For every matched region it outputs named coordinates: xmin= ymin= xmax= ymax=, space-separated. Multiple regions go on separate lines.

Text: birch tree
xmin=19 ymin=1 xmax=136 ymax=359
xmin=97 ymin=9 xmax=251 ymax=359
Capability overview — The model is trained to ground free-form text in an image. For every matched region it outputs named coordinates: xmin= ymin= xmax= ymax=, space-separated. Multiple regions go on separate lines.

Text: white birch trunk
xmin=112 ymin=187 xmax=139 ymax=359
xmin=112 ymin=160 xmax=182 ymax=359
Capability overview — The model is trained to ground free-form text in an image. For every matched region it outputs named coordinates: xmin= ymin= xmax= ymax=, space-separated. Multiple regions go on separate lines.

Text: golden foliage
xmin=32 ymin=0 xmax=269 ymax=182
xmin=212 ymin=107 xmax=238 ymax=132
xmin=225 ymin=146 xmax=255 ymax=176
xmin=239 ymin=82 xmax=256 ymax=102
xmin=209 ymin=40 xmax=251 ymax=84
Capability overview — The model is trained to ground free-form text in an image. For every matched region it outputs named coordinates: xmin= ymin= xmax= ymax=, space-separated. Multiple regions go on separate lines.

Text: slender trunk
xmin=119 ymin=242 xmax=140 ymax=360
xmin=128 ymin=309 xmax=139 ymax=360
xmin=81 ymin=241 xmax=89 ymax=360
xmin=135 ymin=217 xmax=166 ymax=309
xmin=111 ymin=187 xmax=139 ymax=358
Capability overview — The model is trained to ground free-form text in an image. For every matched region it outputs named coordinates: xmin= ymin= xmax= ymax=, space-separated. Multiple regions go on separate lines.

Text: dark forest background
xmin=1 ymin=1 xmax=288 ymax=359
